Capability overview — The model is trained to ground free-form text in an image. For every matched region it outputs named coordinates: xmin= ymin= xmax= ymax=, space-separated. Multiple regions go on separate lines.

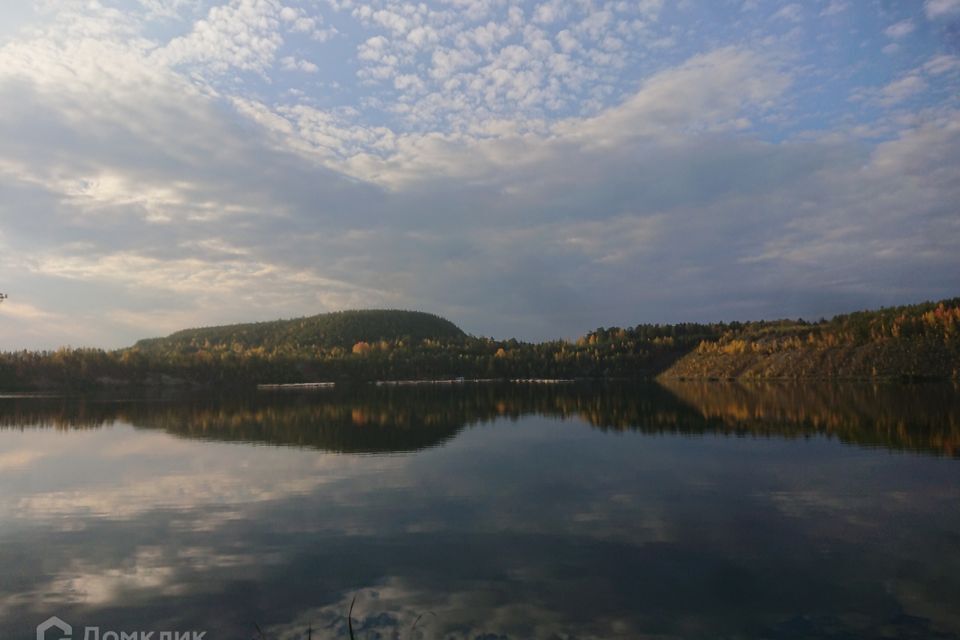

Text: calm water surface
xmin=1 ymin=382 xmax=959 ymax=639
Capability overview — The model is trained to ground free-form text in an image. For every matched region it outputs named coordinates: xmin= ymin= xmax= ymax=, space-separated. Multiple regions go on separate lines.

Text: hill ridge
xmin=659 ymin=297 xmax=960 ymax=380
xmin=2 ymin=298 xmax=958 ymax=391
xmin=134 ymin=309 xmax=467 ymax=353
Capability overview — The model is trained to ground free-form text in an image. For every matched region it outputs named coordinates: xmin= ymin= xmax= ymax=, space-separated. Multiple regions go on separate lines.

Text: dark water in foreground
xmin=1 ymin=382 xmax=959 ymax=639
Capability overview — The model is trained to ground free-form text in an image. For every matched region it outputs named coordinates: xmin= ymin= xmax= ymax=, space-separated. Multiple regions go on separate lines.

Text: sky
xmin=0 ymin=0 xmax=958 ymax=349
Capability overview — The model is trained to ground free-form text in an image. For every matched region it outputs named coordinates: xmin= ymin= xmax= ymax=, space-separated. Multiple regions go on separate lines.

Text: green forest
xmin=1 ymin=300 xmax=959 ymax=390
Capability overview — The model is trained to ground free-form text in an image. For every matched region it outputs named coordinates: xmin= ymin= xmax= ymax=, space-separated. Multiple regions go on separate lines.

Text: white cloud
xmin=455 ymin=20 xmax=512 ymax=52
xmin=773 ymin=3 xmax=803 ymax=22
xmin=820 ymin=0 xmax=849 ymax=17
xmin=575 ymin=8 xmax=614 ymax=39
xmin=925 ymin=0 xmax=960 ymax=19
xmin=880 ymin=75 xmax=928 ymax=105
xmin=280 ymin=55 xmax=319 ymax=72
xmin=555 ymin=29 xmax=579 ymax=53
xmin=337 ymin=1 xmax=664 ymax=131
xmin=138 ymin=0 xmax=199 ymax=19
xmin=429 ymin=46 xmax=480 ymax=80
xmin=157 ymin=0 xmax=285 ymax=74
xmin=34 ymin=251 xmax=391 ymax=310
xmin=924 ymin=54 xmax=960 ymax=75
xmin=884 ymin=19 xmax=915 ymax=39
xmin=533 ymin=0 xmax=568 ymax=25
xmin=850 ymin=69 xmax=937 ymax=107
xmin=0 ymin=300 xmax=58 ymax=322
xmin=555 ymin=47 xmax=790 ymax=146
xmin=0 ymin=0 xmax=957 ymax=348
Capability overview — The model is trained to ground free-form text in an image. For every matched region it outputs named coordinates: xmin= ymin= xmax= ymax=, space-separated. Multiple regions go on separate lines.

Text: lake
xmin=2 ymin=382 xmax=959 ymax=639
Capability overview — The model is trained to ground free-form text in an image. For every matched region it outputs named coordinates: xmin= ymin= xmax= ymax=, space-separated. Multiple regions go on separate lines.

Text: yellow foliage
xmin=352 ymin=341 xmax=371 ymax=355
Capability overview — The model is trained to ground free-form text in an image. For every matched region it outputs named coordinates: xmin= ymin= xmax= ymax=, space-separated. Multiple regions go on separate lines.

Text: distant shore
xmin=1 ymin=299 xmax=957 ymax=390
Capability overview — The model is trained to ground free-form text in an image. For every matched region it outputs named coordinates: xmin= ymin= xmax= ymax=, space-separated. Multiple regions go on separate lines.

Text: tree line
xmin=1 ymin=299 xmax=958 ymax=390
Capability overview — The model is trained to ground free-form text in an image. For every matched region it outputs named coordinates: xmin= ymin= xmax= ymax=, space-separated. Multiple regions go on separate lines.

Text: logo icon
xmin=37 ymin=616 xmax=72 ymax=640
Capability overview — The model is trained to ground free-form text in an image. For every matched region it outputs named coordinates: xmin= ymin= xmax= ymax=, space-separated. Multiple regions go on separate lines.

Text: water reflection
xmin=0 ymin=383 xmax=958 ymax=639
xmin=1 ymin=381 xmax=959 ymax=455
xmin=660 ymin=380 xmax=960 ymax=456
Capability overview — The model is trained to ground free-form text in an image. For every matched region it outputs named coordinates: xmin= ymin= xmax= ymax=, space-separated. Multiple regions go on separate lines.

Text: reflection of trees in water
xmin=0 ymin=382 xmax=958 ymax=455
xmin=660 ymin=380 xmax=960 ymax=457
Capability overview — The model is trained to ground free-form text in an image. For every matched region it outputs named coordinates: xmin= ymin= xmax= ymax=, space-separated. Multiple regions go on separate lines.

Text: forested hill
xmin=661 ymin=298 xmax=960 ymax=380
xmin=0 ymin=309 xmax=710 ymax=389
xmin=134 ymin=309 xmax=467 ymax=354
xmin=1 ymin=300 xmax=958 ymax=390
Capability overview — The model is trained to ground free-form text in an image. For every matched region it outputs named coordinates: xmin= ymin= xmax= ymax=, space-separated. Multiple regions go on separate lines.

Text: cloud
xmin=0 ymin=1 xmax=957 ymax=348
xmin=880 ymin=75 xmax=929 ymax=105
xmin=924 ymin=54 xmax=960 ymax=75
xmin=137 ymin=0 xmax=198 ymax=19
xmin=280 ymin=55 xmax=319 ymax=72
xmin=0 ymin=300 xmax=58 ymax=323
xmin=156 ymin=0 xmax=285 ymax=74
xmin=925 ymin=0 xmax=960 ymax=19
xmin=773 ymin=3 xmax=803 ymax=22
xmin=0 ymin=7 xmax=398 ymax=346
xmin=820 ymin=1 xmax=849 ymax=17
xmin=337 ymin=1 xmax=669 ymax=132
xmin=533 ymin=0 xmax=568 ymax=25
xmin=555 ymin=47 xmax=790 ymax=147
xmin=885 ymin=19 xmax=915 ymax=39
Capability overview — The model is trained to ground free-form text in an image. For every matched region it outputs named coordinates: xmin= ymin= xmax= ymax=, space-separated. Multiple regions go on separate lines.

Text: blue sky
xmin=0 ymin=0 xmax=958 ymax=348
